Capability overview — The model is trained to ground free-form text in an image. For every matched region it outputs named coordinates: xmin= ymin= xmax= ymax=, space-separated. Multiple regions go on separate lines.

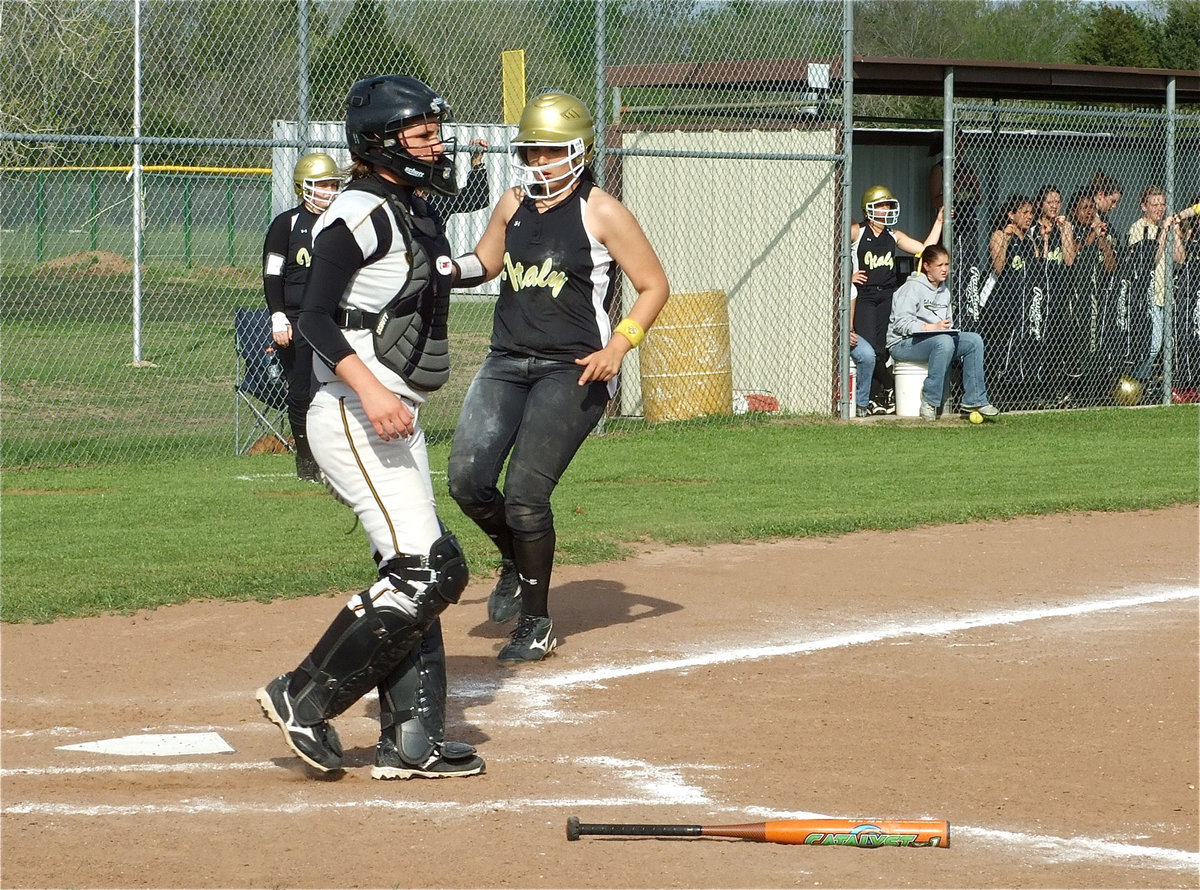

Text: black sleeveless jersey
xmin=491 ymin=180 xmax=616 ymax=361
xmin=852 ymin=225 xmax=899 ymax=297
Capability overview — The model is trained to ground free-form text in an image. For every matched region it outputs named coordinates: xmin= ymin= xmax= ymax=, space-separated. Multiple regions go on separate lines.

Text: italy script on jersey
xmin=492 ymin=180 xmax=616 ymax=363
xmin=852 ymin=225 xmax=899 ymax=297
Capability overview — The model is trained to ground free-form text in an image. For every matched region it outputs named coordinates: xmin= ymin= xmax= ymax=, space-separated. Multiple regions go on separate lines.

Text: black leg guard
xmin=287 ymin=531 xmax=469 ymax=725
xmin=376 ymin=619 xmax=475 ymax=765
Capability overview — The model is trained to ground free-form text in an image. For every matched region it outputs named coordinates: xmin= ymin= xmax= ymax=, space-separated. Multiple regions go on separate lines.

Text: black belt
xmin=337 ymin=307 xmax=381 ymax=330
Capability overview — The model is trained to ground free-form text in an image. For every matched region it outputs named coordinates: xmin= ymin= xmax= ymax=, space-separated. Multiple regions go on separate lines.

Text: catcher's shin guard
xmin=287 ymin=531 xmax=469 ymax=725
xmin=376 ymin=619 xmax=468 ymax=765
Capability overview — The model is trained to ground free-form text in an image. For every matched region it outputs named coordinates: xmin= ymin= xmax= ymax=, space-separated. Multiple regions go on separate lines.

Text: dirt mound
xmin=40 ymin=251 xmax=133 ymax=276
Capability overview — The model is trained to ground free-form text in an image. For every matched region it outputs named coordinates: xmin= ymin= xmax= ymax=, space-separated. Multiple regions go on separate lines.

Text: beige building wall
xmin=617 ymin=128 xmax=838 ymax=418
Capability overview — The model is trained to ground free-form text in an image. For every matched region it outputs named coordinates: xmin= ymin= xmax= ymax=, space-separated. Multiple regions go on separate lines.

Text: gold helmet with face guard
xmin=292 ymin=152 xmax=343 ymax=211
xmin=511 ymin=92 xmax=595 ymax=200
xmin=861 ymin=184 xmax=900 ymax=226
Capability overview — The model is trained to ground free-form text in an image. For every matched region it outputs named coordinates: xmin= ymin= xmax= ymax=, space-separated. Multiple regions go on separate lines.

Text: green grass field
xmin=2 ymin=405 xmax=1196 ymax=623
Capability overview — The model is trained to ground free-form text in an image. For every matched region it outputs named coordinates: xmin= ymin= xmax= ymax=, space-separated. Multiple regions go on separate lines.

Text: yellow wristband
xmin=614 ymin=317 xmax=645 ymax=349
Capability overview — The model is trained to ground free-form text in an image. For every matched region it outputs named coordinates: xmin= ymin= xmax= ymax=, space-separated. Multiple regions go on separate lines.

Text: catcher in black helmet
xmin=256 ymin=75 xmax=483 ymax=781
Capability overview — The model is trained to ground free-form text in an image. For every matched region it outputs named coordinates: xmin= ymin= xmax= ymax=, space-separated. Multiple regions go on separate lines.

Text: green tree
xmin=1070 ymin=3 xmax=1157 ymax=67
xmin=309 ymin=0 xmax=427 ymax=118
xmin=1153 ymin=0 xmax=1200 ymax=70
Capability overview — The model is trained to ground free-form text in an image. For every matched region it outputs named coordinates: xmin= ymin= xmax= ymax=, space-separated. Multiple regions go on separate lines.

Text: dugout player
xmin=446 ymin=92 xmax=669 ymax=663
xmin=851 ymin=186 xmax=944 ymax=413
xmin=256 ymin=75 xmax=483 ymax=780
xmin=261 ymin=152 xmax=343 ymax=481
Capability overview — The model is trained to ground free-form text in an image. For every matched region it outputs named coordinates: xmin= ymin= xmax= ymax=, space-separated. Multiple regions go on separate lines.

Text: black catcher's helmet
xmin=345 ymin=75 xmax=459 ymax=196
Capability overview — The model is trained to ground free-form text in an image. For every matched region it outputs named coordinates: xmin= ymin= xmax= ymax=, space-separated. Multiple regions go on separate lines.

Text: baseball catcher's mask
xmin=346 ymin=75 xmax=459 ymax=197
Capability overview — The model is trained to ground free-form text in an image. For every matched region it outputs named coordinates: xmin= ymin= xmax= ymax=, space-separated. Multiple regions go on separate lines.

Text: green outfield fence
xmin=2 ymin=0 xmax=1197 ymax=468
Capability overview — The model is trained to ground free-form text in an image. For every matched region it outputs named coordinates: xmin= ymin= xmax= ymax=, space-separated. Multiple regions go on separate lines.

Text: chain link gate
xmin=1 ymin=0 xmax=849 ymax=468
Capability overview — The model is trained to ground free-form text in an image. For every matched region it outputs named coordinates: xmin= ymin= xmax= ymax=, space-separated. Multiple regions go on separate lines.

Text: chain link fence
xmin=947 ymin=102 xmax=1200 ymax=412
xmin=2 ymin=0 xmax=848 ymax=467
xmin=2 ymin=1 xmax=1196 ymax=468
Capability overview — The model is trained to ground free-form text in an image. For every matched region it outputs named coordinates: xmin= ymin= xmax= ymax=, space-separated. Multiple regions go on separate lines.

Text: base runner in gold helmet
xmin=849 ymin=185 xmax=944 ymax=414
xmin=262 ymin=152 xmax=344 ymax=479
xmin=446 ymin=92 xmax=669 ymax=663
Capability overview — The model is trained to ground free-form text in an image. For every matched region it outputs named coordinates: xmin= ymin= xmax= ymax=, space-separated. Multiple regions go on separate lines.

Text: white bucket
xmin=893 ymin=361 xmax=929 ymax=417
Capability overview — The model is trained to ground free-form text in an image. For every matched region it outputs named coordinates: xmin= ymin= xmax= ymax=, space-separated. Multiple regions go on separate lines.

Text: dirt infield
xmin=3 ymin=506 xmax=1198 ymax=889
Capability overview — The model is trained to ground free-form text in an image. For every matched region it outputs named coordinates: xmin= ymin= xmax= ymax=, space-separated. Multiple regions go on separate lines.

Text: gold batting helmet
xmin=292 ymin=152 xmax=343 ymax=210
xmin=511 ymin=92 xmax=595 ymax=200
xmin=861 ymin=184 xmax=900 ymax=226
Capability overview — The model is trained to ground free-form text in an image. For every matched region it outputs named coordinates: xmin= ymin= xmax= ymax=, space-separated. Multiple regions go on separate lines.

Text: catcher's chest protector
xmin=364 ymin=187 xmax=454 ymax=392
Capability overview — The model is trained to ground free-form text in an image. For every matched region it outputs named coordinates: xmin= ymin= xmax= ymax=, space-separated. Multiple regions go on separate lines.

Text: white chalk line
xmin=518 ymin=585 xmax=1199 ymax=690
xmin=4 ymin=789 xmax=1195 ymax=873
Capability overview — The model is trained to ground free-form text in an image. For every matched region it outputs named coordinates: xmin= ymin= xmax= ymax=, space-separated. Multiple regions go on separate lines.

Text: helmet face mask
xmin=861 ymin=185 xmax=900 ymax=227
xmin=345 ymin=75 xmax=459 ymax=196
xmin=293 ymin=152 xmax=344 ymax=211
xmin=511 ymin=93 xmax=594 ymax=200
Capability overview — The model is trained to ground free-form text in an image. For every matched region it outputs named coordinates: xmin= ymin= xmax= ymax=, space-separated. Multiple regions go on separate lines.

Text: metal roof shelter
xmin=606 ymin=55 xmax=1200 ymax=106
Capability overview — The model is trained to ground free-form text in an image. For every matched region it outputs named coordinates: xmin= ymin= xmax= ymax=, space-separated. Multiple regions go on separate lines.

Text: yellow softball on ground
xmin=969 ymin=410 xmax=984 ymax=424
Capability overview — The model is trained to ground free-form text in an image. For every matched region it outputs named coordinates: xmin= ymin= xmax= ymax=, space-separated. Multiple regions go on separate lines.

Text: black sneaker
xmin=371 ymin=734 xmax=485 ymax=780
xmin=487 ymin=559 xmax=521 ymax=624
xmin=255 ymin=674 xmax=344 ymax=772
xmin=498 ymin=614 xmax=557 ymax=664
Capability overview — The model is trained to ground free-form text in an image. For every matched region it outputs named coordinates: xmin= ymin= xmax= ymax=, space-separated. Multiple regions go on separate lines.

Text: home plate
xmin=57 ymin=732 xmax=235 ymax=756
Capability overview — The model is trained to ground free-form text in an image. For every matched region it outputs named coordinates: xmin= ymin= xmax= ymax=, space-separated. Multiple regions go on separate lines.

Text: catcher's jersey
xmin=852 ymin=225 xmax=899 ymax=297
xmin=308 ymin=179 xmax=439 ymax=402
xmin=491 ymin=180 xmax=616 ymax=362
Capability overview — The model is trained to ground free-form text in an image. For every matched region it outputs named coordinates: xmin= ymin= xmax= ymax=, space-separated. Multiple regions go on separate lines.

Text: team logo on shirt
xmin=296 ymin=246 xmax=312 ymax=267
xmin=862 ymin=250 xmax=894 ymax=270
xmin=501 ymin=251 xmax=568 ymax=298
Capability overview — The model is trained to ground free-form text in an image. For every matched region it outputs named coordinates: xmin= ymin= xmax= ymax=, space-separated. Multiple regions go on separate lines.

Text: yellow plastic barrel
xmin=640 ymin=290 xmax=733 ymax=423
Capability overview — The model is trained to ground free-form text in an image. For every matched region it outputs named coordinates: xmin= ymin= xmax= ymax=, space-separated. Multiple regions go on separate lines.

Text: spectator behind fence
xmin=948 ymin=162 xmax=986 ymax=331
xmin=980 ymin=194 xmax=1041 ymax=409
xmin=850 ymin=185 xmax=944 ymax=414
xmin=1035 ymin=184 xmax=1078 ymax=406
xmin=1089 ymin=170 xmax=1124 ymax=230
xmin=1172 ymin=196 xmax=1200 ymax=400
xmin=1066 ymin=189 xmax=1121 ymax=405
xmin=886 ymin=244 xmax=999 ymax=422
xmin=1126 ymin=185 xmax=1187 ymax=392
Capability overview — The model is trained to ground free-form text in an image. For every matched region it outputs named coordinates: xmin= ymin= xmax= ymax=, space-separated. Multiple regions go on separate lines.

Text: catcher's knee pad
xmin=290 ymin=532 xmax=468 ymax=724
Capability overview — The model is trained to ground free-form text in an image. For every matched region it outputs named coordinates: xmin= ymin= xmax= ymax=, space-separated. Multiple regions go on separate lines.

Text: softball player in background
xmin=256 ymin=75 xmax=482 ymax=780
xmin=447 ymin=92 xmax=669 ymax=664
xmin=850 ymin=186 xmax=943 ymax=413
xmin=261 ymin=152 xmax=342 ymax=480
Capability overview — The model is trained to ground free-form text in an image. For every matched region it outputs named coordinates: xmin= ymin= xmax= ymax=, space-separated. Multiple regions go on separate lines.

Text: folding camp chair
xmin=234 ymin=307 xmax=293 ymax=455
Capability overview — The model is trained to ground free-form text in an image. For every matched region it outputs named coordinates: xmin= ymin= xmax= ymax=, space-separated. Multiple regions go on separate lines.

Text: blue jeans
xmin=889 ymin=332 xmax=992 ymax=408
xmin=447 ymin=350 xmax=609 ymax=541
xmin=1134 ymin=303 xmax=1164 ymax=381
xmin=850 ymin=336 xmax=876 ymax=409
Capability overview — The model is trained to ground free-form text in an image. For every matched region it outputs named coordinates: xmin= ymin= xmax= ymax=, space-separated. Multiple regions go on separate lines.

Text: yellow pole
xmin=501 ymin=49 xmax=526 ymax=124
